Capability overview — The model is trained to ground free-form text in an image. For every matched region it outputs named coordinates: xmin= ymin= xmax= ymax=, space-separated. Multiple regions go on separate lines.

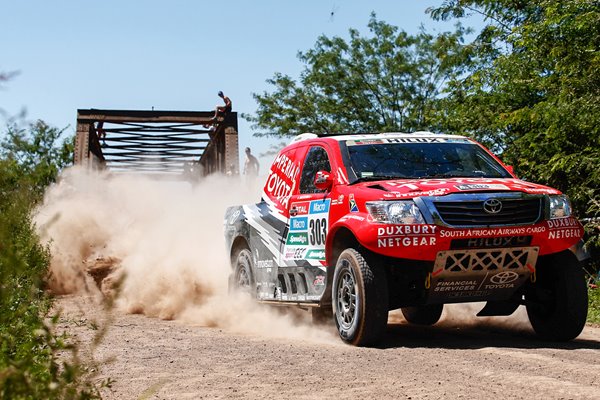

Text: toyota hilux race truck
xmin=224 ymin=132 xmax=588 ymax=346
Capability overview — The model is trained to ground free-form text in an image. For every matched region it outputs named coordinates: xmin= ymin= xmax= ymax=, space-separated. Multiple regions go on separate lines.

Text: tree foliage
xmin=248 ymin=2 xmax=599 ymax=264
xmin=1 ymin=120 xmax=73 ymax=196
xmin=247 ymin=15 xmax=469 ymax=136
xmin=429 ymin=0 xmax=600 ymax=255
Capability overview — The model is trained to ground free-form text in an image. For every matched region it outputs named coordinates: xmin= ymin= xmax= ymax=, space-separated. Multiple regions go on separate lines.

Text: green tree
xmin=429 ymin=0 xmax=600 ymax=254
xmin=1 ymin=120 xmax=74 ymax=196
xmin=247 ymin=15 xmax=469 ymax=137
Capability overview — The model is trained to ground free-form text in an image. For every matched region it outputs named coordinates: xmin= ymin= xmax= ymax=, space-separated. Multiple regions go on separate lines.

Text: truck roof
xmin=290 ymin=131 xmax=470 ymax=144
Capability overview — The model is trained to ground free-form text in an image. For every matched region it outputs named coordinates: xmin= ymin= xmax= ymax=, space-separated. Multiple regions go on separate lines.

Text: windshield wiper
xmin=350 ymin=175 xmax=404 ymax=184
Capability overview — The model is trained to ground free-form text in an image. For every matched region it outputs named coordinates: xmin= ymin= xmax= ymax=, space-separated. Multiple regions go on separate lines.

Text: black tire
xmin=311 ymin=306 xmax=333 ymax=325
xmin=526 ymin=252 xmax=588 ymax=341
xmin=401 ymin=304 xmax=443 ymax=326
xmin=332 ymin=248 xmax=388 ymax=346
xmin=229 ymin=247 xmax=254 ymax=296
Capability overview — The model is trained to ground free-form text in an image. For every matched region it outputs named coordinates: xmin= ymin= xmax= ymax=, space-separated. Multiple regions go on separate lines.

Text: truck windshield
xmin=345 ymin=140 xmax=511 ymax=181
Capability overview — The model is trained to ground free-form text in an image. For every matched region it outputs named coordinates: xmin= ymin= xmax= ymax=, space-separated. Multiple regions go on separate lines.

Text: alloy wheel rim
xmin=236 ymin=263 xmax=250 ymax=289
xmin=336 ymin=262 xmax=357 ymax=330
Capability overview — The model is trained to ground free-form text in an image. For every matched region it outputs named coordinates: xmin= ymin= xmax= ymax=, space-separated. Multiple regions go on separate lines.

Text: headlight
xmin=548 ymin=195 xmax=572 ymax=219
xmin=366 ymin=201 xmax=425 ymax=224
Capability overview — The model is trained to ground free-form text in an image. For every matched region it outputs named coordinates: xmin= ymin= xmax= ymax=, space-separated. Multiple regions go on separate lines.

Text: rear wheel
xmin=332 ymin=248 xmax=388 ymax=346
xmin=229 ymin=247 xmax=254 ymax=296
xmin=401 ymin=304 xmax=443 ymax=326
xmin=526 ymin=252 xmax=588 ymax=341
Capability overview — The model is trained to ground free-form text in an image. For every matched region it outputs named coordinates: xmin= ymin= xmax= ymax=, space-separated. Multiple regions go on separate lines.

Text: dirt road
xmin=57 ymin=295 xmax=600 ymax=400
xmin=39 ymin=171 xmax=600 ymax=398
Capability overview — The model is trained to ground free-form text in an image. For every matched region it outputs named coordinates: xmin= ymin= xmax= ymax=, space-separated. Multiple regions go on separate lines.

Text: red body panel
xmin=261 ymin=134 xmax=583 ymax=266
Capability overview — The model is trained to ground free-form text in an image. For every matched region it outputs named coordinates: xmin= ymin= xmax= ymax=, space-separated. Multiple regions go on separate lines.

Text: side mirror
xmin=314 ymin=170 xmax=334 ymax=191
xmin=505 ymin=165 xmax=515 ymax=176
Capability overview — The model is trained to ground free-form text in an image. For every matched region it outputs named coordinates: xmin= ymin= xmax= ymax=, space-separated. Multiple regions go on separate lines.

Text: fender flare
xmin=326 ymin=214 xmax=372 ymax=266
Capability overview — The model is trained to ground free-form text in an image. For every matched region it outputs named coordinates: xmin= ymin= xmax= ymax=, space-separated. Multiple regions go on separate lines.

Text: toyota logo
xmin=490 ymin=271 xmax=520 ymax=284
xmin=483 ymin=198 xmax=503 ymax=214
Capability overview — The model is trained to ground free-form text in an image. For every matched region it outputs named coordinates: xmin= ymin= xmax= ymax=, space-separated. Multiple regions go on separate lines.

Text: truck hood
xmin=355 ymin=177 xmax=561 ymax=199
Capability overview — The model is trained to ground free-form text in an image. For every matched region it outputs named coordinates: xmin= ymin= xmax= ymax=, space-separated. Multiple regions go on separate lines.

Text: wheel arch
xmin=326 ymin=225 xmax=361 ymax=269
xmin=320 ymin=225 xmax=361 ymax=308
xmin=536 ymin=247 xmax=582 ymax=272
xmin=230 ymin=236 xmax=250 ymax=268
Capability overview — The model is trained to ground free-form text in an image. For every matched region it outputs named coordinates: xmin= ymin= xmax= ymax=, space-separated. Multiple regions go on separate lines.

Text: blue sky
xmin=1 ymin=1 xmax=480 ymax=166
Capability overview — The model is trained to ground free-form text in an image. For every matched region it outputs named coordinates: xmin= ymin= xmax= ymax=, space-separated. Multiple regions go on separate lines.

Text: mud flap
xmin=476 ymin=300 xmax=520 ymax=317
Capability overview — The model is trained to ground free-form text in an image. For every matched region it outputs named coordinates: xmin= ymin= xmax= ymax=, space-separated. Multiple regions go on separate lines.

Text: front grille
xmin=434 ymin=198 xmax=542 ymax=226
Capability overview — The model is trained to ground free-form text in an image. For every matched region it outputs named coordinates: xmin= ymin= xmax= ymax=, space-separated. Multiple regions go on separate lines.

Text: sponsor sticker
xmin=291 ymin=201 xmax=310 ymax=215
xmin=349 ymin=193 xmax=359 ymax=212
xmin=490 ymin=271 xmax=519 ymax=285
xmin=331 ymin=194 xmax=345 ymax=205
xmin=547 ymin=217 xmax=578 ymax=229
xmin=384 ymin=137 xmax=444 ymax=143
xmin=455 ymin=184 xmax=509 ymax=191
xmin=283 ymin=199 xmax=330 ymax=265
xmin=378 ymin=236 xmax=436 ymax=247
xmin=339 ymin=214 xmax=365 ymax=222
xmin=450 ymin=236 xmax=533 ymax=249
xmin=284 ymin=247 xmax=306 ymax=260
xmin=433 ymin=280 xmax=478 ymax=292
xmin=382 ymin=188 xmax=449 ymax=199
xmin=309 ymin=200 xmax=330 ymax=214
xmin=256 ymin=259 xmax=274 ymax=269
xmin=286 ymin=232 xmax=309 ymax=245
xmin=313 ymin=275 xmax=325 ymax=286
xmin=289 ymin=217 xmax=308 ymax=231
xmin=547 ymin=217 xmax=581 ymax=240
xmin=377 ymin=225 xmax=437 ymax=236
xmin=440 ymin=226 xmax=546 ymax=238
xmin=548 ymin=229 xmax=580 ymax=240
xmin=306 ymin=249 xmax=326 ymax=260
xmin=347 ymin=139 xmax=383 ymax=146
xmin=376 ymin=224 xmax=438 ymax=248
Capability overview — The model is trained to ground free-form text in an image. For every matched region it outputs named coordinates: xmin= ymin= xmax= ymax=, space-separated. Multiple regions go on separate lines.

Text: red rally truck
xmin=224 ymin=132 xmax=589 ymax=346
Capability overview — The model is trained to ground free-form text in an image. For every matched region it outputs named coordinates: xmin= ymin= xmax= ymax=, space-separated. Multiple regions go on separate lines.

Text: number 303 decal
xmin=309 ymin=218 xmax=327 ymax=246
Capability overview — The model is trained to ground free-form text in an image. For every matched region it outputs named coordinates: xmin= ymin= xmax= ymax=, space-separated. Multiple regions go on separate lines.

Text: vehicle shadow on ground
xmin=379 ymin=322 xmax=600 ymax=350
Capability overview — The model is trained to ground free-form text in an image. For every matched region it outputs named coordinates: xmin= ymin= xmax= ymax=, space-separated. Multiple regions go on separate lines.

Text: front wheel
xmin=332 ymin=248 xmax=388 ymax=346
xmin=526 ymin=252 xmax=588 ymax=341
xmin=401 ymin=304 xmax=443 ymax=326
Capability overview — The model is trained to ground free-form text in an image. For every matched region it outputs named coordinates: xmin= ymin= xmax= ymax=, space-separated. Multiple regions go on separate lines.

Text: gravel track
xmin=57 ymin=295 xmax=600 ymax=400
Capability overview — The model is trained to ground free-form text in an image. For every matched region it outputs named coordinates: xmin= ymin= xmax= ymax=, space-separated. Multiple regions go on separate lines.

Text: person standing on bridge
xmin=243 ymin=147 xmax=259 ymax=177
xmin=211 ymin=91 xmax=232 ymax=122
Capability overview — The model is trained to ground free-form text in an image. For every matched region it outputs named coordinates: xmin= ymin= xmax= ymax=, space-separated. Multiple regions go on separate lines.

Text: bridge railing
xmin=74 ymin=109 xmax=239 ymax=178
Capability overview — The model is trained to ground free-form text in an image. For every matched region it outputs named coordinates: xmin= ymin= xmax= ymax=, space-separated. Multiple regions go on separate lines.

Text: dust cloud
xmin=388 ymin=303 xmax=533 ymax=334
xmin=35 ymin=167 xmax=337 ymax=344
xmin=439 ymin=303 xmax=533 ymax=333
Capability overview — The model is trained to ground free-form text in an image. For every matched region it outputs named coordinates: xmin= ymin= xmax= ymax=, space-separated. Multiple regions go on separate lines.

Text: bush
xmin=589 ymin=281 xmax=600 ymax=326
xmin=0 ymin=129 xmax=99 ymax=399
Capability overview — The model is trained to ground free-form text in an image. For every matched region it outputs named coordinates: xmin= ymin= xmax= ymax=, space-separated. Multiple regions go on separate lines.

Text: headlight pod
xmin=366 ymin=201 xmax=425 ymax=224
xmin=548 ymin=194 xmax=572 ymax=219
